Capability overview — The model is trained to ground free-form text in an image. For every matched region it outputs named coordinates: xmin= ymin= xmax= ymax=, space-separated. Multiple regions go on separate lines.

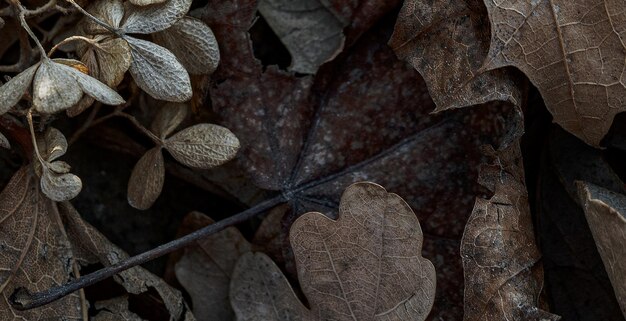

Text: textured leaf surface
xmin=230 ymin=182 xmax=437 ymax=321
xmin=40 ymin=169 xmax=82 ymax=202
xmin=126 ymin=36 xmax=192 ymax=102
xmin=57 ymin=61 xmax=124 ymax=106
xmin=78 ymin=36 xmax=132 ymax=87
xmin=164 ymin=124 xmax=240 ymax=169
xmin=389 ymin=0 xmax=520 ymax=110
xmin=258 ymin=0 xmax=345 ymax=73
xmin=83 ymin=0 xmax=125 ymax=34
xmin=129 ymin=0 xmax=167 ymax=5
xmin=482 ymin=0 xmax=626 ymax=146
xmin=461 ymin=143 xmax=559 ymax=321
xmin=577 ymin=182 xmax=626 ymax=319
xmin=0 ymin=63 xmax=38 ymax=114
xmin=122 ymin=0 xmax=193 ymax=34
xmin=174 ymin=212 xmax=252 ymax=321
xmin=153 ymin=17 xmax=220 ymax=75
xmin=33 ymin=60 xmax=82 ymax=113
xmin=127 ymin=147 xmax=165 ymax=210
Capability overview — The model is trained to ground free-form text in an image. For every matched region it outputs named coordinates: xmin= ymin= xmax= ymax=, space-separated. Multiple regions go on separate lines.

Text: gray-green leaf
xmin=164 ymin=124 xmax=239 ymax=169
xmin=0 ymin=63 xmax=38 ymax=114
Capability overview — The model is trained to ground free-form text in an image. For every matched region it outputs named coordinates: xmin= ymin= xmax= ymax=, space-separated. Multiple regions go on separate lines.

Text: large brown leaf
xmin=461 ymin=143 xmax=559 ymax=321
xmin=482 ymin=0 xmax=626 ymax=146
xmin=230 ymin=182 xmax=437 ymax=321
xmin=577 ymin=182 xmax=626 ymax=319
xmin=389 ymin=0 xmax=520 ymax=110
xmin=198 ymin=1 xmax=517 ymax=318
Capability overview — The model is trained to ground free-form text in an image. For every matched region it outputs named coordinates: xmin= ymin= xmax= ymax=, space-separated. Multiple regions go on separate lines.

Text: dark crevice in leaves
xmin=250 ymin=15 xmax=291 ymax=70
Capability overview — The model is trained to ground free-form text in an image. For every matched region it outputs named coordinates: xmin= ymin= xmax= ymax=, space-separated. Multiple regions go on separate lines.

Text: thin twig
xmin=11 ymin=194 xmax=287 ymax=311
xmin=47 ymin=35 xmax=95 ymax=57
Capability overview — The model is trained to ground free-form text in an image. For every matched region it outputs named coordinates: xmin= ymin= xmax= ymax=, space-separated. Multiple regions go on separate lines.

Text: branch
xmin=11 ymin=194 xmax=287 ymax=310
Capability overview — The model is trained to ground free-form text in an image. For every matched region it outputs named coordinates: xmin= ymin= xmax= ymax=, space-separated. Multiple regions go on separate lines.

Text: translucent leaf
xmin=83 ymin=0 xmax=124 ymax=34
xmin=33 ymin=60 xmax=82 ymax=113
xmin=150 ymin=102 xmax=188 ymax=139
xmin=127 ymin=147 xmax=165 ymax=210
xmin=55 ymin=59 xmax=125 ymax=106
xmin=0 ymin=63 xmax=38 ymax=114
xmin=121 ymin=0 xmax=193 ymax=34
xmin=40 ymin=169 xmax=82 ymax=202
xmin=78 ymin=36 xmax=132 ymax=87
xmin=0 ymin=132 xmax=9 ymax=149
xmin=126 ymin=36 xmax=192 ymax=102
xmin=164 ymin=124 xmax=239 ymax=169
xmin=153 ymin=17 xmax=220 ymax=75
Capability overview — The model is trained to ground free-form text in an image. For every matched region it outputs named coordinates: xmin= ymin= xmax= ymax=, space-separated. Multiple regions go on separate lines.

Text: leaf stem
xmin=26 ymin=110 xmax=46 ymax=166
xmin=47 ymin=35 xmax=97 ymax=57
xmin=115 ymin=112 xmax=163 ymax=146
xmin=11 ymin=194 xmax=286 ymax=311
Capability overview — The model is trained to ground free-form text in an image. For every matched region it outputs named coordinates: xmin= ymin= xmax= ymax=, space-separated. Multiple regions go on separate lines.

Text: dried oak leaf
xmin=230 ymin=182 xmax=436 ymax=321
xmin=199 ymin=1 xmax=516 ymax=318
xmin=389 ymin=0 xmax=520 ymax=110
xmin=0 ymin=166 xmax=193 ymax=320
xmin=482 ymin=0 xmax=626 ymax=146
xmin=258 ymin=0 xmax=345 ymax=74
xmin=171 ymin=211 xmax=253 ymax=321
xmin=577 ymin=182 xmax=626 ymax=319
xmin=537 ymin=128 xmax=625 ymax=321
xmin=461 ymin=143 xmax=560 ymax=321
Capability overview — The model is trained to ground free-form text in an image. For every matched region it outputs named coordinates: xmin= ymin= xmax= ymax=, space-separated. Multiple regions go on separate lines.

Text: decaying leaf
xmin=230 ymin=182 xmax=437 ymax=321
xmin=121 ymin=0 xmax=192 ymax=34
xmin=153 ymin=17 xmax=221 ymax=75
xmin=482 ymin=0 xmax=626 ymax=146
xmin=173 ymin=212 xmax=253 ymax=321
xmin=389 ymin=0 xmax=520 ymax=110
xmin=461 ymin=143 xmax=560 ymax=321
xmin=82 ymin=0 xmax=125 ymax=34
xmin=92 ymin=297 xmax=143 ymax=321
xmin=127 ymin=147 xmax=165 ymax=210
xmin=35 ymin=127 xmax=83 ymax=202
xmin=0 ymin=64 xmax=38 ymax=114
xmin=258 ymin=0 xmax=345 ymax=73
xmin=126 ymin=37 xmax=192 ymax=102
xmin=77 ymin=35 xmax=132 ymax=88
xmin=129 ymin=0 xmax=167 ymax=6
xmin=538 ymin=128 xmax=625 ymax=321
xmin=577 ymin=182 xmax=626 ymax=319
xmin=150 ymin=102 xmax=188 ymax=139
xmin=164 ymin=124 xmax=240 ymax=169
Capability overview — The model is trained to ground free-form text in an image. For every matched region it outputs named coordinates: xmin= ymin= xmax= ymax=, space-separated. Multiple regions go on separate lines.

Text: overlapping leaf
xmin=230 ymin=182 xmax=436 ymax=321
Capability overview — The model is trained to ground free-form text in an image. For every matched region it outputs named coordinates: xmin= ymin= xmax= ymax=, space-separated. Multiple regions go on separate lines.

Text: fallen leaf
xmin=152 ymin=16 xmax=221 ymax=75
xmin=537 ymin=128 xmax=625 ymax=321
xmin=461 ymin=143 xmax=560 ymax=321
xmin=389 ymin=0 xmax=520 ymax=110
xmin=200 ymin=1 xmax=516 ymax=317
xmin=127 ymin=147 xmax=165 ymax=210
xmin=172 ymin=211 xmax=253 ymax=321
xmin=482 ymin=0 xmax=626 ymax=146
xmin=230 ymin=182 xmax=437 ymax=321
xmin=577 ymin=182 xmax=626 ymax=319
xmin=258 ymin=0 xmax=345 ymax=73
xmin=164 ymin=123 xmax=240 ymax=169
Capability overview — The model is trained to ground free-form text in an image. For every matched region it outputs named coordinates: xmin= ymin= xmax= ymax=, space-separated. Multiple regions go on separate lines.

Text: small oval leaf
xmin=83 ymin=0 xmax=124 ymax=34
xmin=40 ymin=169 xmax=82 ymax=202
xmin=121 ymin=0 xmax=192 ymax=34
xmin=164 ymin=124 xmax=239 ymax=169
xmin=0 ymin=132 xmax=10 ymax=149
xmin=127 ymin=147 xmax=165 ymax=210
xmin=33 ymin=60 xmax=82 ymax=114
xmin=55 ymin=60 xmax=125 ymax=106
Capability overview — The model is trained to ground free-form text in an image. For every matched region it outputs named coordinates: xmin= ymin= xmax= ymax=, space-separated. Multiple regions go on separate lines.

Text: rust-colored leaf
xmin=389 ymin=0 xmax=520 ymax=110
xmin=482 ymin=0 xmax=626 ymax=146
xmin=577 ymin=182 xmax=626 ymax=319
xmin=231 ymin=182 xmax=436 ymax=321
xmin=461 ymin=143 xmax=560 ymax=321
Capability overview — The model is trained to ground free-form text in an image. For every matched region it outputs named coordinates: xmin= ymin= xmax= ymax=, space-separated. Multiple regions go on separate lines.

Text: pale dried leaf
xmin=129 ymin=0 xmax=168 ymax=5
xmin=0 ymin=63 xmax=38 ymax=114
xmin=0 ymin=132 xmax=9 ymax=149
xmin=127 ymin=147 xmax=165 ymax=210
xmin=388 ymin=0 xmax=520 ymax=110
xmin=258 ymin=0 xmax=345 ymax=73
xmin=482 ymin=0 xmax=626 ymax=146
xmin=78 ymin=36 xmax=132 ymax=87
xmin=231 ymin=182 xmax=437 ymax=321
xmin=152 ymin=16 xmax=220 ymax=75
xmin=164 ymin=124 xmax=239 ymax=169
xmin=230 ymin=252 xmax=308 ymax=321
xmin=40 ymin=169 xmax=82 ymax=202
xmin=93 ymin=297 xmax=143 ymax=321
xmin=47 ymin=161 xmax=71 ymax=174
xmin=461 ymin=144 xmax=560 ymax=321
xmin=122 ymin=0 xmax=193 ymax=34
xmin=84 ymin=0 xmax=125 ymax=34
xmin=56 ymin=61 xmax=125 ymax=106
xmin=150 ymin=102 xmax=188 ymax=139
xmin=577 ymin=182 xmax=626 ymax=318
xmin=175 ymin=212 xmax=252 ymax=321
xmin=126 ymin=36 xmax=192 ymax=102
xmin=0 ymin=167 xmax=83 ymax=319
xmin=40 ymin=127 xmax=68 ymax=161
xmin=33 ymin=60 xmax=82 ymax=113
